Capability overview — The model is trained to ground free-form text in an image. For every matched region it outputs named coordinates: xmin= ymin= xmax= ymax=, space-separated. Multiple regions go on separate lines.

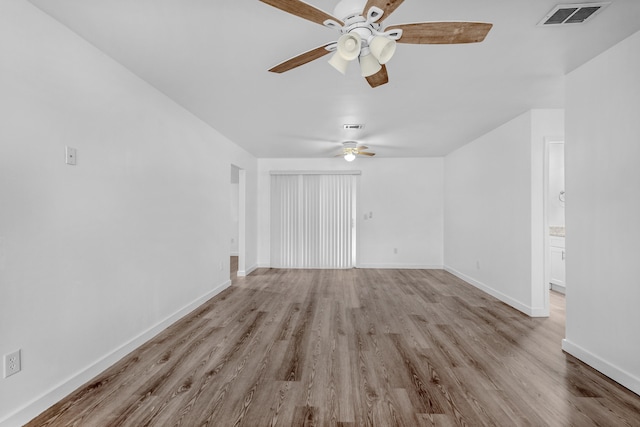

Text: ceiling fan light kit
xmin=260 ymin=0 xmax=493 ymax=88
xmin=336 ymin=32 xmax=362 ymax=60
xmin=338 ymin=140 xmax=375 ymax=161
xmin=369 ymin=35 xmax=396 ymax=64
xmin=359 ymin=50 xmax=382 ymax=77
xmin=326 ymin=3 xmax=399 ymax=77
xmin=328 ymin=51 xmax=350 ymax=74
xmin=326 ymin=7 xmax=396 ymax=77
xmin=342 ymin=141 xmax=358 ymax=161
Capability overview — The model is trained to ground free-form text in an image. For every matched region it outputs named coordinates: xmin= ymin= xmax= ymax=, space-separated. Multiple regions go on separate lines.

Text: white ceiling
xmin=28 ymin=0 xmax=640 ymax=158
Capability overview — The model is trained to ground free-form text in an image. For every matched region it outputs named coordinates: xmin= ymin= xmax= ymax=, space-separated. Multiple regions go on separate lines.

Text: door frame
xmin=543 ymin=136 xmax=565 ymax=307
xmin=237 ymin=168 xmax=247 ymax=276
xmin=231 ymin=165 xmax=247 ymax=277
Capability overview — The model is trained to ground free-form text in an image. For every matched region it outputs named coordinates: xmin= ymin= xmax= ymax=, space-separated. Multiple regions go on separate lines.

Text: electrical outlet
xmin=393 ymin=248 xmax=398 ymax=254
xmin=65 ymin=146 xmax=77 ymax=165
xmin=4 ymin=350 xmax=21 ymax=378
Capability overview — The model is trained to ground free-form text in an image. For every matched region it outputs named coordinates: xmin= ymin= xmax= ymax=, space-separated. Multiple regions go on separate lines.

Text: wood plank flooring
xmin=28 ymin=268 xmax=640 ymax=426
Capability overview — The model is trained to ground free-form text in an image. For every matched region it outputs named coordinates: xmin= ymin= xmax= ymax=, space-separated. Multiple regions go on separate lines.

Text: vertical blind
xmin=271 ymin=172 xmax=358 ymax=269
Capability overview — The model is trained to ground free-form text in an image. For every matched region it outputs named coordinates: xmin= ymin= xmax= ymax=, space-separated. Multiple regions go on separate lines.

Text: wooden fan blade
xmin=362 ymin=0 xmax=405 ymax=21
xmin=269 ymin=44 xmax=333 ymax=73
xmin=260 ymin=0 xmax=343 ymax=27
xmin=387 ymin=22 xmax=493 ymax=44
xmin=358 ymin=145 xmax=369 ymax=150
xmin=365 ymin=64 xmax=389 ymax=88
xmin=358 ymin=151 xmax=376 ymax=156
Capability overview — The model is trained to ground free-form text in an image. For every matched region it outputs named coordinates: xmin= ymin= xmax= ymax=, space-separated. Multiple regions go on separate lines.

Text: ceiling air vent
xmin=538 ymin=2 xmax=610 ymax=26
xmin=343 ymin=124 xmax=364 ymax=130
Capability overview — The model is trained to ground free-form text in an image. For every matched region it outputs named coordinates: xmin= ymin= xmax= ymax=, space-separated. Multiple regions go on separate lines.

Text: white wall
xmin=230 ymin=166 xmax=240 ymax=256
xmin=230 ymin=184 xmax=240 ymax=255
xmin=563 ymin=30 xmax=640 ymax=395
xmin=0 ymin=1 xmax=257 ymax=424
xmin=444 ymin=109 xmax=564 ymax=316
xmin=257 ymin=158 xmax=444 ymax=269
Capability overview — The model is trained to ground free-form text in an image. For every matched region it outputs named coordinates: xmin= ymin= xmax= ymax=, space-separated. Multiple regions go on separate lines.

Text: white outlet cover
xmin=65 ymin=146 xmax=77 ymax=165
xmin=4 ymin=349 xmax=21 ymax=378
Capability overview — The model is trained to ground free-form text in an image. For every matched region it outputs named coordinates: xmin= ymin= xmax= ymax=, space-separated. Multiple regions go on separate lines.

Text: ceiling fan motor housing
xmin=330 ymin=0 xmax=397 ymax=49
xmin=333 ymin=0 xmax=368 ymax=22
xmin=343 ymin=141 xmax=358 ymax=149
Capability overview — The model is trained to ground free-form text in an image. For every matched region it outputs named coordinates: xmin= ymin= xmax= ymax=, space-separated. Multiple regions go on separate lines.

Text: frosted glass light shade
xmin=369 ymin=36 xmax=396 ymax=64
xmin=329 ymin=52 xmax=349 ymax=74
xmin=344 ymin=152 xmax=356 ymax=162
xmin=337 ymin=33 xmax=362 ymax=61
xmin=359 ymin=53 xmax=381 ymax=77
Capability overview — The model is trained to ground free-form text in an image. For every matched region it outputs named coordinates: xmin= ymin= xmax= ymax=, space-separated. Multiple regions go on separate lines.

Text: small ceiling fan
xmin=260 ymin=0 xmax=493 ymax=88
xmin=336 ymin=141 xmax=375 ymax=161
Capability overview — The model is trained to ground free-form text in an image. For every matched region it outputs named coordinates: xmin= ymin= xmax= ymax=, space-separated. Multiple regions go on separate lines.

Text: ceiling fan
xmin=336 ymin=141 xmax=375 ymax=161
xmin=260 ymin=0 xmax=493 ymax=88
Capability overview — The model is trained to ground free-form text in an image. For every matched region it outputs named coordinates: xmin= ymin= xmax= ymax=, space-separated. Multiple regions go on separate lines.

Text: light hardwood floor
xmin=231 ymin=256 xmax=238 ymax=281
xmin=28 ymin=268 xmax=640 ymax=426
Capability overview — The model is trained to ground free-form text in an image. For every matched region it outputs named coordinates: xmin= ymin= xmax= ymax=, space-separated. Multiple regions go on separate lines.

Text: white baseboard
xmin=444 ymin=265 xmax=546 ymax=317
xmin=259 ymin=264 xmax=443 ymax=270
xmin=562 ymin=339 xmax=640 ymax=396
xmin=550 ymin=283 xmax=566 ymax=294
xmin=230 ymin=251 xmax=239 ymax=256
xmin=0 ymin=280 xmax=231 ymax=427
xmin=356 ymin=264 xmax=444 ymax=269
xmin=237 ymin=264 xmax=258 ymax=277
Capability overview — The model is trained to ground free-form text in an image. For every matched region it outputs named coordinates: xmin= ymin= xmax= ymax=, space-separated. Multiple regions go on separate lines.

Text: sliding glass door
xmin=271 ymin=172 xmax=357 ymax=269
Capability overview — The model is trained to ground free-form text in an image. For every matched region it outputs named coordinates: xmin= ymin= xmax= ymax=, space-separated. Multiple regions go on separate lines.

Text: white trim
xmin=269 ymin=170 xmax=362 ymax=175
xmin=529 ymin=306 xmax=549 ymax=317
xmin=230 ymin=251 xmax=239 ymax=256
xmin=255 ymin=265 xmax=444 ymax=270
xmin=444 ymin=266 xmax=546 ymax=317
xmin=237 ymin=264 xmax=258 ymax=277
xmin=237 ymin=168 xmax=247 ymax=278
xmin=0 ymin=280 xmax=231 ymax=427
xmin=356 ymin=264 xmax=444 ymax=269
xmin=562 ymin=339 xmax=640 ymax=396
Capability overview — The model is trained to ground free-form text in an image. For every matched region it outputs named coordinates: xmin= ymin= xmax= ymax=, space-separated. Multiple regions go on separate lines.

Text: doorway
xmin=544 ymin=138 xmax=566 ymax=297
xmin=548 ymin=141 xmax=566 ymax=294
xmin=230 ymin=165 xmax=246 ymax=279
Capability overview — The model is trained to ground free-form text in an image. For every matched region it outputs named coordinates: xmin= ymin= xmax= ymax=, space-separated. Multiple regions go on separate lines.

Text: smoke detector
xmin=538 ymin=2 xmax=610 ymax=26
